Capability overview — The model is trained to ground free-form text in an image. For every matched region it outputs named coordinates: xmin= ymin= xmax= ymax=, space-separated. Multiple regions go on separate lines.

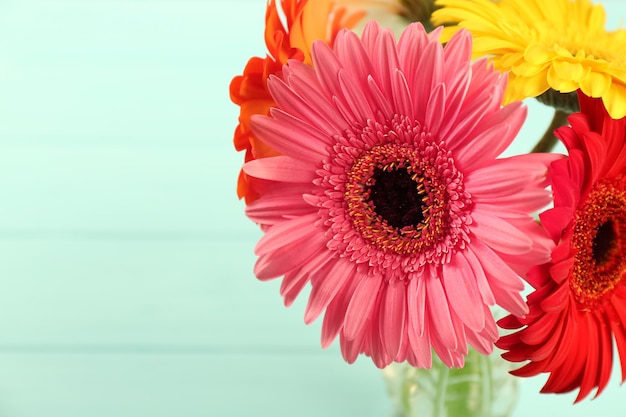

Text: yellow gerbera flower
xmin=432 ymin=0 xmax=626 ymax=119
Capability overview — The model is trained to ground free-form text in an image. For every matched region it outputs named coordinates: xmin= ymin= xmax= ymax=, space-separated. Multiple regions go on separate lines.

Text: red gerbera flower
xmin=497 ymin=91 xmax=626 ymax=401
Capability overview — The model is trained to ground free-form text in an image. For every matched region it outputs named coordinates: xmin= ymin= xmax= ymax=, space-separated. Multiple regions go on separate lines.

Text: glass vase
xmin=382 ymin=348 xmax=519 ymax=417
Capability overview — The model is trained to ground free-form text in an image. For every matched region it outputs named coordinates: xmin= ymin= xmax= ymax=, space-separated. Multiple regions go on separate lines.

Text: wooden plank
xmin=0 ymin=351 xmax=621 ymax=417
xmin=0 ymin=147 xmax=250 ymax=231
xmin=0 ymin=353 xmax=388 ymax=417
xmin=0 ymin=0 xmax=264 ymax=148
xmin=0 ymin=1 xmax=622 ymax=416
xmin=0 ymin=238 xmax=342 ymax=349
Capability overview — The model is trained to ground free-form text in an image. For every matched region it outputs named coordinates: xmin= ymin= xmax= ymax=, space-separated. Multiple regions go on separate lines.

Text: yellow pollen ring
xmin=344 ymin=144 xmax=446 ymax=256
xmin=571 ymin=180 xmax=626 ymax=308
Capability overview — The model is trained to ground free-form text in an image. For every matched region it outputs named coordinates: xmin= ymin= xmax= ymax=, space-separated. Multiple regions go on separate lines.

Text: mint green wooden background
xmin=0 ymin=1 xmax=624 ymax=416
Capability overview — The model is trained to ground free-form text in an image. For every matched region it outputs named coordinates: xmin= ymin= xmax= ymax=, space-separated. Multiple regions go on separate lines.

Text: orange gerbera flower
xmin=230 ymin=0 xmax=365 ymax=203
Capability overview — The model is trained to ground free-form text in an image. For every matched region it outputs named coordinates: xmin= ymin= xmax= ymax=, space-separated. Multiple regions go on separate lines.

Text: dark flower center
xmin=329 ymin=118 xmax=472 ymax=267
xmin=571 ymin=179 xmax=626 ymax=307
xmin=369 ymin=167 xmax=425 ymax=229
xmin=592 ymin=220 xmax=618 ymax=266
xmin=341 ymin=139 xmax=472 ymax=259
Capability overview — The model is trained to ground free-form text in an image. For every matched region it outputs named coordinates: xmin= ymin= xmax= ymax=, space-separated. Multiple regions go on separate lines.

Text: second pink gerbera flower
xmin=244 ymin=21 xmax=556 ymax=368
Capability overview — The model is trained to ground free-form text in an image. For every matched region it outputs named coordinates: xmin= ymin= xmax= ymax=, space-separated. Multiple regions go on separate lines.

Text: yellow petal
xmin=432 ymin=0 xmax=499 ymax=25
xmin=504 ymin=72 xmax=549 ymax=102
xmin=512 ymin=61 xmax=548 ymax=77
xmin=579 ymin=71 xmax=612 ymax=98
xmin=588 ymin=3 xmax=607 ymax=32
xmin=474 ymin=37 xmax=522 ymax=55
xmin=524 ymin=44 xmax=553 ymax=65
xmin=552 ymin=60 xmax=589 ymax=82
xmin=602 ymin=83 xmax=626 ymax=119
xmin=500 ymin=52 xmax=525 ymax=68
xmin=553 ymin=44 xmax=573 ymax=59
xmin=520 ymin=71 xmax=550 ymax=98
xmin=546 ymin=65 xmax=578 ymax=93
xmin=503 ymin=76 xmax=526 ymax=104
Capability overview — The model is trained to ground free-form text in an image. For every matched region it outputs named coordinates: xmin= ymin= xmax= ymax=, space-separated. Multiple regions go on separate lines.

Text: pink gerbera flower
xmin=497 ymin=92 xmax=626 ymax=401
xmin=244 ymin=21 xmax=556 ymax=368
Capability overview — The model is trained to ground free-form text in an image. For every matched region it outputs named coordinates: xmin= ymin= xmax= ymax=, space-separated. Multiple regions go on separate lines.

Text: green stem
xmin=479 ymin=353 xmax=493 ymax=417
xmin=434 ymin=366 xmax=450 ymax=417
xmin=400 ymin=0 xmax=438 ymax=29
xmin=531 ymin=110 xmax=569 ymax=153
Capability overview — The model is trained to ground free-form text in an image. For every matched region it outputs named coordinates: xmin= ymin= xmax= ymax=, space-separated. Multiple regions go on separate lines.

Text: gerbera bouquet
xmin=229 ymin=0 xmax=626 ymax=414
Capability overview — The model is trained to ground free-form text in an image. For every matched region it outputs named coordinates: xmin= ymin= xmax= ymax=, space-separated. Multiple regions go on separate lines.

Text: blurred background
xmin=0 ymin=0 xmax=624 ymax=416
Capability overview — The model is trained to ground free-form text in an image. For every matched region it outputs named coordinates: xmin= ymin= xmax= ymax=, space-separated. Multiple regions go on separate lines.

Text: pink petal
xmin=470 ymin=211 xmax=533 ymax=255
xmin=343 ymin=275 xmax=383 ymax=341
xmin=359 ymin=18 xmax=380 ymax=52
xmin=466 ymin=58 xmax=506 ymax=101
xmin=462 ymin=245 xmax=496 ymax=305
xmin=311 ymin=38 xmax=343 ymax=87
xmin=245 ymin=194 xmax=315 ymax=225
xmin=430 ymin=330 xmax=464 ymax=368
xmin=424 ymin=82 xmax=446 ymax=137
xmin=282 ymin=73 xmax=349 ymax=134
xmin=321 ymin=275 xmax=359 ymax=348
xmin=368 ymin=302 xmax=392 ymax=368
xmin=455 ymin=123 xmax=513 ymax=169
xmin=407 ymin=274 xmax=426 ymax=337
xmin=442 ymin=253 xmax=485 ymax=332
xmin=442 ymin=29 xmax=472 ymax=89
xmin=256 ymin=108 xmax=333 ymax=155
xmin=255 ymin=213 xmax=319 ymax=255
xmin=466 ymin=240 xmax=528 ymax=316
xmin=366 ymin=75 xmax=394 ymax=120
xmin=469 ymin=239 xmax=524 ymax=291
xmin=337 ymin=68 xmax=375 ymax=121
xmin=444 ymin=91 xmax=499 ymax=153
xmin=305 ymin=258 xmax=356 ymax=324
xmin=412 ymin=38 xmax=443 ymax=117
xmin=280 ymin=269 xmax=310 ymax=307
xmin=334 ymin=29 xmax=376 ymax=93
xmin=433 ymin=31 xmax=474 ymax=139
xmin=485 ymin=188 xmax=554 ymax=213
xmin=380 ymin=280 xmax=407 ymax=359
xmin=371 ymin=28 xmax=400 ymax=105
xmin=270 ymin=68 xmax=348 ymax=134
xmin=425 ymin=273 xmax=458 ymax=350
xmin=253 ymin=215 xmax=327 ymax=280
xmin=406 ymin=317 xmax=432 ymax=368
xmin=339 ymin=327 xmax=367 ymax=364
xmin=397 ymin=22 xmax=428 ymax=95
xmin=466 ymin=313 xmax=496 ymax=355
xmin=243 ymin=156 xmax=317 ymax=183
xmin=465 ymin=159 xmax=544 ymax=198
xmin=391 ymin=68 xmax=413 ymax=116
xmin=280 ymin=246 xmax=335 ymax=306
xmin=470 ymin=203 xmax=528 ymax=220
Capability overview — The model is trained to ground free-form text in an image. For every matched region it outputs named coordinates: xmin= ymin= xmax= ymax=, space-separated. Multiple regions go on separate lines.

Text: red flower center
xmin=571 ymin=178 xmax=626 ymax=308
